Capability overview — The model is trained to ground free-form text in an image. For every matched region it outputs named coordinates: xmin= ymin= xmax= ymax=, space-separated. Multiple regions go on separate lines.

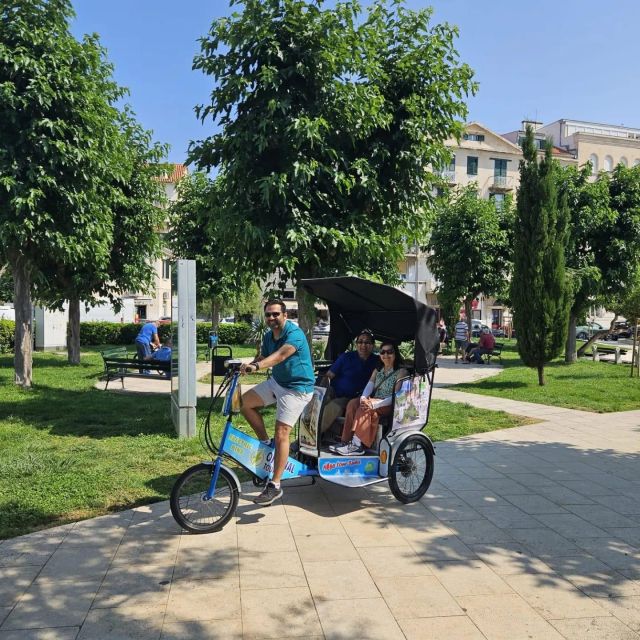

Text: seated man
xmin=145 ymin=338 xmax=172 ymax=376
xmin=319 ymin=330 xmax=379 ymax=437
xmin=469 ymin=327 xmax=495 ymax=364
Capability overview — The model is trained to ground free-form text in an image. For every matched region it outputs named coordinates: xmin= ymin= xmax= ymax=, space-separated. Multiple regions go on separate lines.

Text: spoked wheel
xmin=388 ymin=435 xmax=434 ymax=503
xmin=170 ymin=463 xmax=239 ymax=533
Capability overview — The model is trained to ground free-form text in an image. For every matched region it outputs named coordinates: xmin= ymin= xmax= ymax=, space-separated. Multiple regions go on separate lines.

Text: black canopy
xmin=301 ymin=276 xmax=439 ymax=372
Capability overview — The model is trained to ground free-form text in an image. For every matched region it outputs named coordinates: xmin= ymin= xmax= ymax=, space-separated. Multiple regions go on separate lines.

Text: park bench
xmin=483 ymin=342 xmax=504 ymax=364
xmin=100 ymin=350 xmax=170 ymax=390
xmin=591 ymin=344 xmax=628 ymax=364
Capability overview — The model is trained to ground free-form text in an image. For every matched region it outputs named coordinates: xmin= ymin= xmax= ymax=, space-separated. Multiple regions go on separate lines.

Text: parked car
xmin=607 ymin=321 xmax=632 ymax=340
xmin=313 ymin=321 xmax=330 ymax=337
xmin=220 ymin=316 xmax=235 ymax=324
xmin=575 ymin=321 xmax=604 ymax=340
xmin=471 ymin=320 xmax=491 ymax=338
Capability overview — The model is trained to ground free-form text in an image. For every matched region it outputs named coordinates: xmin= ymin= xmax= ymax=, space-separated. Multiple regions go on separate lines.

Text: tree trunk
xmin=67 ymin=297 xmax=81 ymax=365
xmin=537 ymin=364 xmax=545 ymax=386
xmin=211 ymin=299 xmax=220 ymax=331
xmin=295 ymin=280 xmax=316 ymax=354
xmin=464 ymin=298 xmax=473 ymax=337
xmin=576 ymin=330 xmax=608 ymax=358
xmin=565 ymin=312 xmax=578 ymax=363
xmin=11 ymin=252 xmax=33 ymax=387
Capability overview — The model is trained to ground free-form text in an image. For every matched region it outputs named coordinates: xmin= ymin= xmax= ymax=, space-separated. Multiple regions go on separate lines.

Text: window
xmin=494 ymin=159 xmax=508 ymax=177
xmin=162 ymin=260 xmax=171 ymax=280
xmin=620 ymin=157 xmax=628 ymax=167
xmin=463 ymin=133 xmax=485 ymax=142
xmin=604 ymin=155 xmax=613 ymax=172
xmin=467 ymin=156 xmax=478 ymax=176
xmin=634 ymin=159 xmax=640 ymax=167
xmin=490 ymin=193 xmax=505 ymax=210
xmin=447 ymin=155 xmax=455 ymax=172
xmin=517 ymin=136 xmax=546 ymax=150
xmin=589 ymin=154 xmax=599 ymax=175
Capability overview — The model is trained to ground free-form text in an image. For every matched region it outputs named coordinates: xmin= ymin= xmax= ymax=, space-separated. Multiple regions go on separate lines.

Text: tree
xmin=36 ymin=113 xmax=168 ymax=364
xmin=427 ymin=185 xmax=511 ymax=333
xmin=167 ymin=172 xmax=257 ymax=330
xmin=189 ymin=0 xmax=476 ymax=342
xmin=511 ymin=126 xmax=571 ymax=386
xmin=0 ymin=0 xmax=128 ymax=385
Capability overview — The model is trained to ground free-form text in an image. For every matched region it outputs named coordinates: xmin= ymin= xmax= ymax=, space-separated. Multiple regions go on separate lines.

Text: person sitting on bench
xmin=319 ymin=330 xmax=379 ymax=437
xmin=145 ymin=338 xmax=172 ymax=376
xmin=468 ymin=327 xmax=495 ymax=364
xmin=333 ymin=341 xmax=408 ymax=456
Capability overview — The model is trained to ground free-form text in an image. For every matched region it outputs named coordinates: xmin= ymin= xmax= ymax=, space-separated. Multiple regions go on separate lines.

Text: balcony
xmin=489 ymin=175 xmax=514 ymax=192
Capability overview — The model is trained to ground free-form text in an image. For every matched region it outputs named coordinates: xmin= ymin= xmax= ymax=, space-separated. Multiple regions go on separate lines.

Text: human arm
xmin=359 ymin=369 xmax=378 ymax=409
xmin=370 ymin=368 xmax=409 ymax=409
xmin=241 ymin=344 xmax=296 ymax=374
xmin=152 ymin=331 xmax=161 ymax=348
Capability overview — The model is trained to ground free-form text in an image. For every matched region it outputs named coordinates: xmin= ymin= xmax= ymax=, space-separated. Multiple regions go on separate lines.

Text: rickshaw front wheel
xmin=389 ymin=435 xmax=434 ymax=504
xmin=170 ymin=463 xmax=239 ymax=533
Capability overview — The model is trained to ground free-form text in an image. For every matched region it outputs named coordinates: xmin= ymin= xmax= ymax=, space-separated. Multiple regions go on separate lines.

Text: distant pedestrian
xmin=454 ymin=316 xmax=469 ymax=363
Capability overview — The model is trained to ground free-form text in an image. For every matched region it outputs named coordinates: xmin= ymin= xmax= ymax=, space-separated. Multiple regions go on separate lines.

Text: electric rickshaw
xmin=170 ymin=276 xmax=440 ymax=533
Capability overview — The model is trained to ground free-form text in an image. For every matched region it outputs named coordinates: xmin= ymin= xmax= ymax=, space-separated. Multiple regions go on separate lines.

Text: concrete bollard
xmin=592 ymin=345 xmax=599 ymax=361
xmin=615 ymin=347 xmax=622 ymax=364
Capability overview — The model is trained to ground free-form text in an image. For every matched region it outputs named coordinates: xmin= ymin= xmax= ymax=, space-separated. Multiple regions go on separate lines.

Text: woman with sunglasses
xmin=334 ymin=341 xmax=407 ymax=456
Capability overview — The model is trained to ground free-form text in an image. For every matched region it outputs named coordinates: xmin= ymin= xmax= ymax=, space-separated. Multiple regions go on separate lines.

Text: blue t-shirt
xmin=329 ymin=351 xmax=378 ymax=398
xmin=136 ymin=322 xmax=157 ymax=345
xmin=261 ymin=321 xmax=314 ymax=393
xmin=153 ymin=346 xmax=172 ymax=362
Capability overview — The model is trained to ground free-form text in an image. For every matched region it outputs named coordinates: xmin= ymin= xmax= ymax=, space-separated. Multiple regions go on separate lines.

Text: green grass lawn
xmin=455 ymin=339 xmax=640 ymax=412
xmin=0 ymin=349 xmax=529 ymax=539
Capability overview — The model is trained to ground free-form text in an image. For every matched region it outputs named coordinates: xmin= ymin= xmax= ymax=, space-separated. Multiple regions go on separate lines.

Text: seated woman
xmin=333 ymin=342 xmax=408 ymax=456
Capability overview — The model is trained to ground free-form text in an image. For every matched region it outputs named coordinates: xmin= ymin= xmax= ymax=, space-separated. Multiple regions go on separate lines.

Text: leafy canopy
xmin=189 ymin=0 xmax=477 ymax=286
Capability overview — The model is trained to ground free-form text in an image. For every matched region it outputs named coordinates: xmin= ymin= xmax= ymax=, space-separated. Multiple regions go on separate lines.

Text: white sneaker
xmin=335 ymin=441 xmax=365 ymax=456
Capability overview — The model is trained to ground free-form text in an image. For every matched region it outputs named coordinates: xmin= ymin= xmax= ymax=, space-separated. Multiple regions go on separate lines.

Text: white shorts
xmin=251 ymin=377 xmax=313 ymax=427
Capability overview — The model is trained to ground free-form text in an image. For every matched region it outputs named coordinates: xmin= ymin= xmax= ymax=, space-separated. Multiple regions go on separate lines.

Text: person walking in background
xmin=454 ymin=315 xmax=469 ymax=363
xmin=135 ymin=320 xmax=160 ymax=373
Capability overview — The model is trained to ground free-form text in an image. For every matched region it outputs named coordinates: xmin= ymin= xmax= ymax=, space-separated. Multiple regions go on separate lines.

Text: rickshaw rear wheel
xmin=170 ymin=463 xmax=239 ymax=533
xmin=389 ymin=435 xmax=434 ymax=504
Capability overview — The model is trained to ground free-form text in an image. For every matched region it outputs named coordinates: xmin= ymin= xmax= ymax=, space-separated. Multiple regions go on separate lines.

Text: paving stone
xmin=533 ymin=513 xmax=610 ymax=539
xmin=172 ymin=545 xmax=239 ymax=582
xmin=571 ymin=537 xmax=640 ymax=573
xmin=374 ymin=575 xmax=463 ymax=619
xmin=398 ymin=615 xmax=486 ymax=639
xmin=237 ymin=524 xmax=295 ymax=554
xmin=294 ymin=533 xmax=358 ymax=562
xmin=428 ymin=559 xmax=514 ymax=596
xmin=504 ymin=571 xmax=611 ymax=620
xmin=37 ymin=546 xmax=115 ymax=581
xmin=241 ymin=586 xmax=322 ymax=639
xmin=165 ymin=580 xmax=240 ymax=622
xmin=549 ymin=615 xmax=640 ymax=639
xmin=1 ymin=578 xmax=100 ymax=630
xmin=315 ymin=598 xmax=404 ymax=640
xmin=160 ymin=619 xmax=243 ymax=639
xmin=0 ymin=628 xmax=79 ymax=639
xmin=357 ymin=545 xmax=432 ymax=578
xmin=476 ymin=505 xmax=541 ymax=529
xmin=77 ymin=605 xmax=164 ymax=640
xmin=457 ymin=593 xmax=564 ymax=640
xmin=509 ymin=527 xmax=582 ymax=557
xmin=303 ymin=559 xmax=378 ymax=602
xmin=469 ymin=543 xmax=554 ymax=576
xmin=596 ymin=596 xmax=640 ymax=633
xmin=593 ymin=495 xmax=640 ymax=516
xmin=239 ymin=550 xmax=307 ymax=590
xmin=565 ymin=504 xmax=640 ymax=529
xmin=501 ymin=494 xmax=568 ymax=515
xmin=0 ymin=566 xmax=41 ymax=608
xmin=447 ymin=519 xmax=514 ymax=544
xmin=453 ymin=490 xmax=511 ymax=508
xmin=92 ymin=564 xmax=174 ymax=609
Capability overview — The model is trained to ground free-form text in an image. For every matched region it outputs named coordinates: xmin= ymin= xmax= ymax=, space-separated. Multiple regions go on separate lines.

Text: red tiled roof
xmin=158 ymin=164 xmax=188 ymax=183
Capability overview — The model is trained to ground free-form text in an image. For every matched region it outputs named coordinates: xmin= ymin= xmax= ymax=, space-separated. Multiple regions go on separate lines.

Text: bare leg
xmin=240 ymin=389 xmax=268 ymax=441
xmin=272 ymin=421 xmax=292 ymax=484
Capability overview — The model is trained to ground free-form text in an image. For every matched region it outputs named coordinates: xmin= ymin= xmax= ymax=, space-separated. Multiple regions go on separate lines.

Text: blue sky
xmin=72 ymin=0 xmax=640 ymax=164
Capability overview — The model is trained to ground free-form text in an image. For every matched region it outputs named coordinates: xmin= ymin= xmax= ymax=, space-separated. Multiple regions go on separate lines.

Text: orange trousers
xmin=340 ymin=397 xmax=392 ymax=448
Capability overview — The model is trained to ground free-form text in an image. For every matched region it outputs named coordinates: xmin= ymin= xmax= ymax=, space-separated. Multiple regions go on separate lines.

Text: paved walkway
xmin=6 ymin=359 xmax=639 ymax=638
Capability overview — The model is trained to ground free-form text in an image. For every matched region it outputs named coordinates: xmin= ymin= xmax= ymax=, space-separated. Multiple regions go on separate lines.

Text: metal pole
xmin=633 ymin=319 xmax=639 ymax=378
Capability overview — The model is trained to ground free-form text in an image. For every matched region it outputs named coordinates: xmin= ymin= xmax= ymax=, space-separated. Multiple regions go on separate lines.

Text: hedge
xmin=0 ymin=320 xmax=14 ymax=353
xmin=79 ymin=321 xmax=251 ymax=346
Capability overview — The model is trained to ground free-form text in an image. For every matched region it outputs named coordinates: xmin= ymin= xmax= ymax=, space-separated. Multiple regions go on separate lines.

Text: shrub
xmin=78 ymin=321 xmax=251 ymax=346
xmin=0 ymin=320 xmax=14 ymax=353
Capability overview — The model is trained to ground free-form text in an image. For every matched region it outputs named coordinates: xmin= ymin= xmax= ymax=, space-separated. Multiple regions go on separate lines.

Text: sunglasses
xmin=379 ymin=349 xmax=395 ymax=355
xmin=356 ymin=340 xmax=373 ymax=345
xmin=264 ymin=312 xmax=282 ymax=318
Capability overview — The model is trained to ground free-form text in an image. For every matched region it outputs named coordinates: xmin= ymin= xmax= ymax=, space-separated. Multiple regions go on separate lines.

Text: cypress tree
xmin=511 ymin=126 xmax=570 ymax=385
